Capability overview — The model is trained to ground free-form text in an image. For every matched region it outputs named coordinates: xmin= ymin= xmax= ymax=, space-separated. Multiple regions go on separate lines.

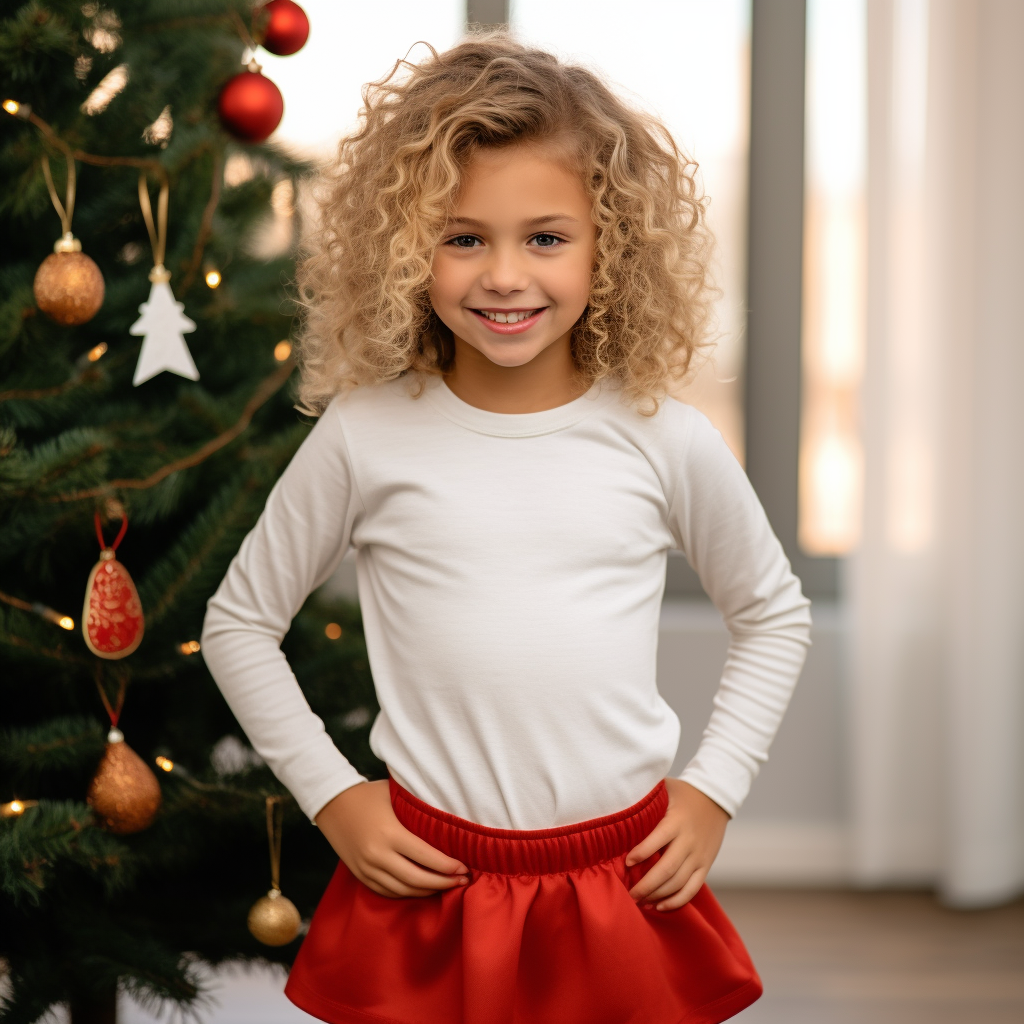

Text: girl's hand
xmin=625 ymin=778 xmax=729 ymax=912
xmin=314 ymin=780 xmax=470 ymax=898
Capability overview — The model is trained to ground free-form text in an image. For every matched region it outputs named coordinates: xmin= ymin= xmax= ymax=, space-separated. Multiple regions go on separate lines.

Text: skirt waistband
xmin=389 ymin=778 xmax=668 ymax=875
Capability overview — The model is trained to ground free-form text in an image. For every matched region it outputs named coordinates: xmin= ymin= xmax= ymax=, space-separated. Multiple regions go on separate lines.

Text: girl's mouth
xmin=471 ymin=307 xmax=546 ymax=334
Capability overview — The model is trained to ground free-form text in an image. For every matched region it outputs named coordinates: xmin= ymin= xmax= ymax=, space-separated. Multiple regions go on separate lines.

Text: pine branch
xmin=0 ymin=587 xmax=74 ymax=627
xmin=0 ymin=800 xmax=133 ymax=906
xmin=178 ymin=147 xmax=224 ymax=293
xmin=143 ymin=473 xmax=256 ymax=625
xmin=49 ymin=358 xmax=295 ymax=503
xmin=1 ymin=630 xmax=92 ymax=667
xmin=22 ymin=108 xmax=167 ymax=180
xmin=0 ymin=367 xmax=101 ymax=403
xmin=0 ymin=426 xmax=111 ymax=494
xmin=1 ymin=717 xmax=105 ymax=775
xmin=0 ymin=348 xmax=134 ymax=409
xmin=0 ymin=983 xmax=55 ymax=1024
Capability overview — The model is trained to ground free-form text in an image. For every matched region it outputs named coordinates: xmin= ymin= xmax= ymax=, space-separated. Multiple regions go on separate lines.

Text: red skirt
xmin=286 ymin=779 xmax=761 ymax=1024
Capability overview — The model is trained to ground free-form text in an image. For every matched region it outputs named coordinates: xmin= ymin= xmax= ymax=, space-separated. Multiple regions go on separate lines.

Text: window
xmin=512 ymin=0 xmax=752 ymax=461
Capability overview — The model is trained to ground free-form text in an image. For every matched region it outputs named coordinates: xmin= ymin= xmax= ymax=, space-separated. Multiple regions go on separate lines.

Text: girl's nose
xmin=479 ymin=245 xmax=530 ymax=295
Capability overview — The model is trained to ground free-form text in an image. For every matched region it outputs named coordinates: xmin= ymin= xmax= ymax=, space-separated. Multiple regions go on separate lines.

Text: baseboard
xmin=708 ymin=819 xmax=852 ymax=886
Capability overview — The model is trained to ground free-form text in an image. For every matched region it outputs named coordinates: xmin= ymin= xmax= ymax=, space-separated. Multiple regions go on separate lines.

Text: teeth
xmin=481 ymin=309 xmax=537 ymax=324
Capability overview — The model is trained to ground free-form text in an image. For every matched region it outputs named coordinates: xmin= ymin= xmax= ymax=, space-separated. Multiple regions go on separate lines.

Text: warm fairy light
xmin=204 ymin=269 xmax=221 ymax=289
xmin=178 ymin=640 xmax=201 ymax=654
xmin=33 ymin=603 xmax=74 ymax=629
xmin=1 ymin=799 xmax=38 ymax=817
xmin=274 ymin=340 xmax=292 ymax=361
xmin=81 ymin=64 xmax=129 ymax=116
xmin=84 ymin=9 xmax=121 ymax=53
xmin=224 ymin=153 xmax=256 ymax=187
xmin=87 ymin=342 xmax=108 ymax=362
xmin=3 ymin=99 xmax=19 ymax=115
xmin=325 ymin=623 xmax=343 ymax=640
xmin=155 ymin=756 xmax=174 ymax=772
xmin=142 ymin=104 xmax=173 ymax=147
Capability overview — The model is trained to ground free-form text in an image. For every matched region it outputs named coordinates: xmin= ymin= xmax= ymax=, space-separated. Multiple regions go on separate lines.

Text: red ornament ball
xmin=256 ymin=0 xmax=310 ymax=56
xmin=218 ymin=69 xmax=284 ymax=143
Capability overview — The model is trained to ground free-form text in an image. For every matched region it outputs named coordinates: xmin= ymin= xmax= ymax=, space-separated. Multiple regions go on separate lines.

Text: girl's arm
xmin=201 ymin=399 xmax=468 ymax=896
xmin=201 ymin=400 xmax=366 ymax=821
xmin=628 ymin=406 xmax=812 ymax=909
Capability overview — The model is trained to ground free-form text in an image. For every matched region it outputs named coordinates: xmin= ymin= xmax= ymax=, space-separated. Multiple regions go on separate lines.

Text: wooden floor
xmin=718 ymin=889 xmax=1024 ymax=1024
xmin=112 ymin=888 xmax=1024 ymax=1023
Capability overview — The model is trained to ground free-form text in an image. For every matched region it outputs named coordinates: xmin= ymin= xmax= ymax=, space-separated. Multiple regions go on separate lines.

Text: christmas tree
xmin=0 ymin=3 xmax=381 ymax=1020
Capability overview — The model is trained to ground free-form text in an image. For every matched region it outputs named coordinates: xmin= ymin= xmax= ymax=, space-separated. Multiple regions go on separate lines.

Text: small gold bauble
xmin=33 ymin=247 xmax=105 ymax=325
xmin=87 ymin=733 xmax=162 ymax=834
xmin=247 ymin=888 xmax=302 ymax=946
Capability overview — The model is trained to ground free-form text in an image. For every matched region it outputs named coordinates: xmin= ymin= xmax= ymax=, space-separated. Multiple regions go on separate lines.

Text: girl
xmin=203 ymin=35 xmax=811 ymax=1024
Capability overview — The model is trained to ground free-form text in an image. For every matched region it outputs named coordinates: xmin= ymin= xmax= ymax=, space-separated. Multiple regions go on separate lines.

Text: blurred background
xmin=19 ymin=0 xmax=1021 ymax=1020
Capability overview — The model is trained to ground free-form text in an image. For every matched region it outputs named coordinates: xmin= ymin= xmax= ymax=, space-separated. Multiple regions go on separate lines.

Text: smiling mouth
xmin=470 ymin=307 xmax=547 ymax=335
xmin=476 ymin=308 xmax=544 ymax=324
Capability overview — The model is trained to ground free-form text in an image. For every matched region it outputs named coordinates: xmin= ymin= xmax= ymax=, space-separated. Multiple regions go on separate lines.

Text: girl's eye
xmin=531 ymin=233 xmax=564 ymax=248
xmin=447 ymin=234 xmax=481 ymax=248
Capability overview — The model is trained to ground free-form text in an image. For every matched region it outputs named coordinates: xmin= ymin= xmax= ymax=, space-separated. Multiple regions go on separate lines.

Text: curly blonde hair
xmin=295 ymin=33 xmax=715 ymax=415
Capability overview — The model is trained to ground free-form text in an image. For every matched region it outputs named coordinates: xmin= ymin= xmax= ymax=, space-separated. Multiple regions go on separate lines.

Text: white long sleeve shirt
xmin=202 ymin=378 xmax=811 ymax=829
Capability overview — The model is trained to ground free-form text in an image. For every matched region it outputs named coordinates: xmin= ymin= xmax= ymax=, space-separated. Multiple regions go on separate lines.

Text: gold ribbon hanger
xmin=137 ymin=170 xmax=170 ymax=283
xmin=41 ymin=152 xmax=81 ymax=252
xmin=266 ymin=795 xmax=285 ymax=892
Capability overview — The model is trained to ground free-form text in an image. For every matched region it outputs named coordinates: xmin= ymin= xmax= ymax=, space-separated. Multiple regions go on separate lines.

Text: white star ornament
xmin=130 ymin=278 xmax=199 ymax=386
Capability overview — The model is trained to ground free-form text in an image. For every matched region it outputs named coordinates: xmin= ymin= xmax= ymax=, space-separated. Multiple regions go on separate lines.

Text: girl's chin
xmin=472 ymin=339 xmax=552 ymax=368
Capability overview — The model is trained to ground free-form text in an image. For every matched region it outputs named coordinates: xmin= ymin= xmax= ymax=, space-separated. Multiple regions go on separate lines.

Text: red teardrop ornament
xmin=83 ymin=513 xmax=144 ymax=659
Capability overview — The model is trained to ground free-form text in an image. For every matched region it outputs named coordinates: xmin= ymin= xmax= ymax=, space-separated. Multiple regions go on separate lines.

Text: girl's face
xmin=429 ymin=144 xmax=596 ymax=371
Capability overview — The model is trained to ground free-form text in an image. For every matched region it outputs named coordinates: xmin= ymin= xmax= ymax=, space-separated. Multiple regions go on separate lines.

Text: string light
xmin=3 ymin=99 xmax=21 ymax=115
xmin=274 ymin=340 xmax=292 ymax=361
xmin=325 ymin=623 xmax=342 ymax=640
xmin=178 ymin=640 xmax=201 ymax=655
xmin=204 ymin=269 xmax=221 ymax=289
xmin=155 ymin=756 xmax=174 ymax=772
xmin=1 ymin=799 xmax=39 ymax=817
xmin=33 ymin=602 xmax=74 ymax=630
xmin=0 ymin=590 xmax=74 ymax=630
xmin=87 ymin=342 xmax=108 ymax=362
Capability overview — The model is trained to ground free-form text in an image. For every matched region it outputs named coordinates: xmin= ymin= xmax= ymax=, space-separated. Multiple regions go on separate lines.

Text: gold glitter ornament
xmin=87 ymin=727 xmax=162 ymax=834
xmin=33 ymin=234 xmax=105 ymax=326
xmin=33 ymin=154 xmax=105 ymax=325
xmin=248 ymin=796 xmax=302 ymax=946
xmin=248 ymin=888 xmax=302 ymax=946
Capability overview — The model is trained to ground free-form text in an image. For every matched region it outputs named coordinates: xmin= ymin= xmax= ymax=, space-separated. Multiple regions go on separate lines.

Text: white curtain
xmin=850 ymin=0 xmax=1024 ymax=906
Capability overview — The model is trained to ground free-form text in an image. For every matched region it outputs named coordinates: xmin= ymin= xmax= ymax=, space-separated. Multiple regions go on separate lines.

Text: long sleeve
xmin=667 ymin=411 xmax=812 ymax=816
xmin=201 ymin=399 xmax=365 ymax=820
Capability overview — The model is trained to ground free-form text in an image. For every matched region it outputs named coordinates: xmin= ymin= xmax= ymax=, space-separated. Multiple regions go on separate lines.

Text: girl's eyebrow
xmin=447 ymin=214 xmax=579 ymax=229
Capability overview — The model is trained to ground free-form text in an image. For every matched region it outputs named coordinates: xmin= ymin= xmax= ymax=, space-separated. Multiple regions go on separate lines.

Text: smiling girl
xmin=203 ymin=35 xmax=811 ymax=1024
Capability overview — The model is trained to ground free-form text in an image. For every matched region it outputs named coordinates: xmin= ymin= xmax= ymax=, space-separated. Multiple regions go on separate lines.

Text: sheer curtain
xmin=851 ymin=0 xmax=1024 ymax=907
